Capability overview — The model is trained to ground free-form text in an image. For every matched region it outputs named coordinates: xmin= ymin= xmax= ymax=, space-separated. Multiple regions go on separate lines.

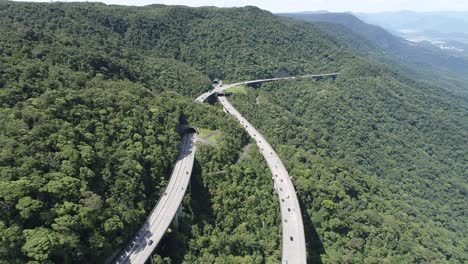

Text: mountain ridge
xmin=0 ymin=2 xmax=466 ymax=263
xmin=278 ymin=11 xmax=468 ymax=97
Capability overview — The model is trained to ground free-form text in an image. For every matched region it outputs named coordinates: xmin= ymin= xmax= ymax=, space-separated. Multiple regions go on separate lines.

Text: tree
xmin=15 ymin=197 xmax=44 ymax=220
xmin=21 ymin=228 xmax=60 ymax=262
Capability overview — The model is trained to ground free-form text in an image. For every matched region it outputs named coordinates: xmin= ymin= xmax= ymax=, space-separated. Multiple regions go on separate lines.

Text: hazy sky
xmin=14 ymin=0 xmax=468 ymax=13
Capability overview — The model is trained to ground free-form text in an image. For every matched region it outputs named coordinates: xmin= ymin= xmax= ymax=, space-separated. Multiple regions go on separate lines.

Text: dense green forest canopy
xmin=228 ymin=68 xmax=467 ymax=262
xmin=0 ymin=1 xmax=467 ymax=263
xmin=0 ymin=1 xmax=353 ymax=83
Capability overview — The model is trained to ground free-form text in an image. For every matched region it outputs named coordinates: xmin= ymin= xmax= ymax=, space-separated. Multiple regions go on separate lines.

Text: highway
xmin=113 ymin=133 xmax=196 ymax=264
xmin=218 ymin=96 xmax=307 ymax=264
xmin=112 ymin=72 xmax=336 ymax=264
xmin=195 ymin=73 xmax=339 ymax=103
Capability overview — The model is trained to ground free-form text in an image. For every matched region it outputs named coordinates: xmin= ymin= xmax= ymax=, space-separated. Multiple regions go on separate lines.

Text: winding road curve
xmin=218 ymin=96 xmax=307 ymax=264
xmin=198 ymin=73 xmax=338 ymax=263
xmin=114 ymin=72 xmax=338 ymax=264
xmin=113 ymin=134 xmax=196 ymax=264
xmin=196 ymin=73 xmax=339 ymax=103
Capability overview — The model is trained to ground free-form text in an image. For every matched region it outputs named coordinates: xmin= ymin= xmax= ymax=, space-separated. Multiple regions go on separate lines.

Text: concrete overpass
xmin=218 ymin=96 xmax=307 ymax=264
xmin=243 ymin=72 xmax=339 ymax=88
xmin=113 ymin=133 xmax=196 ymax=264
xmin=196 ymin=72 xmax=340 ymax=103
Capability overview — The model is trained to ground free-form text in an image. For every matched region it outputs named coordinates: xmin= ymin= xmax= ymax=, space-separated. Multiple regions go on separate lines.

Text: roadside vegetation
xmin=229 ymin=73 xmax=467 ymax=263
xmin=225 ymin=85 xmax=249 ymax=94
xmin=0 ymin=1 xmax=466 ymax=263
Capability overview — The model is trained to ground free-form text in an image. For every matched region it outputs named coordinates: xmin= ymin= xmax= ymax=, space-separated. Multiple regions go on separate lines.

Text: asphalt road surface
xmin=113 ymin=134 xmax=196 ymax=264
xmin=113 ymin=73 xmax=338 ymax=264
xmin=196 ymin=73 xmax=339 ymax=103
xmin=218 ymin=96 xmax=307 ymax=264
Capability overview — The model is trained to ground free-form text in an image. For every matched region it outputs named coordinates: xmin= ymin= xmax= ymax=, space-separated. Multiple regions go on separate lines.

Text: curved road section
xmin=218 ymin=96 xmax=307 ymax=264
xmin=196 ymin=73 xmax=339 ymax=103
xmin=113 ymin=134 xmax=196 ymax=264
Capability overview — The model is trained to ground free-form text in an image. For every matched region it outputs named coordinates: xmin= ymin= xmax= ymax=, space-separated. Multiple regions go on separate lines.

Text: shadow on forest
xmin=188 ymin=159 xmax=215 ymax=224
xmin=297 ymin=194 xmax=325 ymax=263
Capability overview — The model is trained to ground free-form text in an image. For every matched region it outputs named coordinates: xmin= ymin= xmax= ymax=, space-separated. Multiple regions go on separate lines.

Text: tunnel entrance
xmin=177 ymin=125 xmax=198 ymax=135
xmin=185 ymin=127 xmax=197 ymax=134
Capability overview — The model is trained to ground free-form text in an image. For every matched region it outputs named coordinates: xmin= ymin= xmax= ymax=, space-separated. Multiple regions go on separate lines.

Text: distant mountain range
xmin=356 ymin=11 xmax=468 ymax=35
xmin=1 ymin=2 xmax=467 ymax=263
xmin=278 ymin=12 xmax=468 ymax=72
xmin=277 ymin=11 xmax=468 ymax=96
xmin=356 ymin=11 xmax=468 ymax=56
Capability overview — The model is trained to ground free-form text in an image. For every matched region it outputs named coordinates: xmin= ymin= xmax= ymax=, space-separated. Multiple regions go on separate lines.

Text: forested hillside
xmin=0 ymin=1 xmax=353 ymax=83
xmin=0 ymin=1 xmax=466 ymax=263
xmin=0 ymin=1 xmax=350 ymax=263
xmin=0 ymin=2 xmax=253 ymax=263
xmin=228 ymin=66 xmax=467 ymax=262
xmin=231 ymin=64 xmax=468 ymax=263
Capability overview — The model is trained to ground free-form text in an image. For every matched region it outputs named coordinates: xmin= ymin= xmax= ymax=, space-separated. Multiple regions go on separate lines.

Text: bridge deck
xmin=218 ymin=96 xmax=307 ymax=264
xmin=196 ymin=73 xmax=339 ymax=103
xmin=114 ymin=72 xmax=338 ymax=264
xmin=113 ymin=134 xmax=196 ymax=264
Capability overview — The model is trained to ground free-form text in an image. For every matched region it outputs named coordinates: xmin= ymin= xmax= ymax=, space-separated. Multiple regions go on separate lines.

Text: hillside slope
xmin=229 ymin=65 xmax=467 ymax=263
xmin=0 ymin=2 xmax=351 ymax=263
xmin=0 ymin=2 xmax=466 ymax=263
